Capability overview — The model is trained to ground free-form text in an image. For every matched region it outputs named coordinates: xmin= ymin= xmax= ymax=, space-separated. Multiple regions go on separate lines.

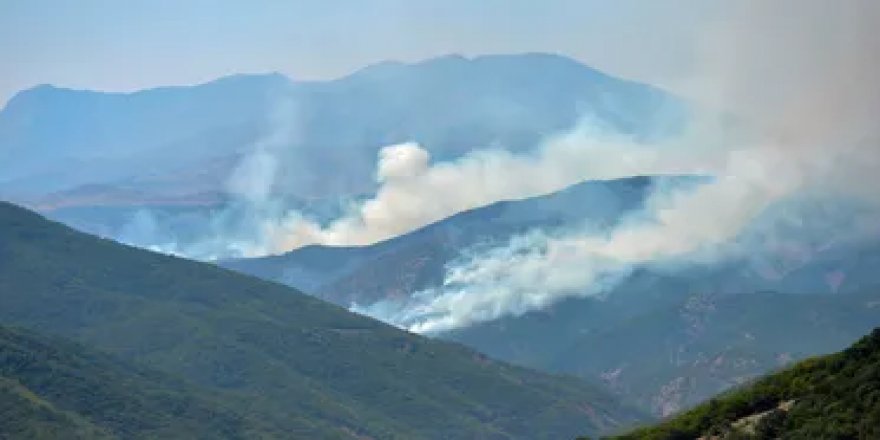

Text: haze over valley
xmin=1 ymin=1 xmax=879 ymax=438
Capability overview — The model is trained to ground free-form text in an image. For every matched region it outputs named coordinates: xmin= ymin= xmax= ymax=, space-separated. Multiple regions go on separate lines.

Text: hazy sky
xmin=0 ymin=0 xmax=724 ymax=105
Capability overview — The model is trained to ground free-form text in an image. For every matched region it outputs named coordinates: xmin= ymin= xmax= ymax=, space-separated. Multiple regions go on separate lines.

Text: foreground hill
xmin=0 ymin=324 xmax=281 ymax=439
xmin=609 ymin=327 xmax=880 ymax=439
xmin=0 ymin=201 xmax=643 ymax=439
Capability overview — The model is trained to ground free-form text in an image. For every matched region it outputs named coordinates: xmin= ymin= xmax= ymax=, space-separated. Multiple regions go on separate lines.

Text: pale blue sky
xmin=0 ymin=0 xmax=724 ymax=105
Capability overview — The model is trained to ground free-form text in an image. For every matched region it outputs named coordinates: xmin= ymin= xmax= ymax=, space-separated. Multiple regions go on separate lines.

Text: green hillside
xmin=0 ymin=324 xmax=285 ymax=439
xmin=0 ymin=377 xmax=109 ymax=440
xmin=0 ymin=201 xmax=643 ymax=439
xmin=607 ymin=327 xmax=880 ymax=439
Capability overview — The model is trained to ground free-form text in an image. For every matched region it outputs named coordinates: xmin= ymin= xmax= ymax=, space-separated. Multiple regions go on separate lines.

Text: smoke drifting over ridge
xmin=352 ymin=1 xmax=880 ymax=333
xmin=139 ymin=1 xmax=880 ymax=334
xmin=259 ymin=127 xmax=700 ymax=254
xmin=162 ymin=114 xmax=694 ymax=259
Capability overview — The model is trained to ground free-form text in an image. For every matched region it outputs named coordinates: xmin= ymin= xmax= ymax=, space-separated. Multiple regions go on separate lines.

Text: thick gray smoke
xmin=354 ymin=0 xmax=880 ymax=333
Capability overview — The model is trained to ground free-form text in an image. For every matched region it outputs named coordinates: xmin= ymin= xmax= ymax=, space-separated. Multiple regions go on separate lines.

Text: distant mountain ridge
xmin=0 ymin=73 xmax=288 ymax=196
xmin=0 ymin=53 xmax=687 ymax=258
xmin=1 ymin=53 xmax=684 ymax=202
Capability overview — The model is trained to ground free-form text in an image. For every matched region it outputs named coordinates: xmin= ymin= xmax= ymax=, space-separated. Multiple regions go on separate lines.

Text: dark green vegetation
xmin=0 ymin=201 xmax=643 ymax=439
xmin=0 ymin=324 xmax=277 ymax=439
xmin=610 ymin=327 xmax=880 ymax=439
xmin=0 ymin=377 xmax=109 ymax=440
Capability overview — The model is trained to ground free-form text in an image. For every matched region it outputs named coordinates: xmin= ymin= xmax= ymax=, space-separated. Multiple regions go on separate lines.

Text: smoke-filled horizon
xmin=134 ymin=1 xmax=880 ymax=334
xmin=350 ymin=0 xmax=880 ymax=333
xmin=148 ymin=111 xmax=700 ymax=259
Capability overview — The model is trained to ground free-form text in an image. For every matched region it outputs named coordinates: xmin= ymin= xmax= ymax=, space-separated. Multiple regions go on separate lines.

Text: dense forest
xmin=0 ymin=324 xmax=279 ymax=439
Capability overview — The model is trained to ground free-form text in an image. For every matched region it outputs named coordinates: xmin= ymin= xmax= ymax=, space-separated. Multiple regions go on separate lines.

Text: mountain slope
xmin=0 ymin=324 xmax=285 ymax=439
xmin=223 ymin=174 xmax=880 ymax=418
xmin=610 ymin=327 xmax=880 ymax=439
xmin=0 ymin=201 xmax=643 ymax=439
xmin=222 ymin=176 xmax=672 ymax=302
xmin=449 ymin=270 xmax=880 ymax=417
xmin=1 ymin=379 xmax=109 ymax=440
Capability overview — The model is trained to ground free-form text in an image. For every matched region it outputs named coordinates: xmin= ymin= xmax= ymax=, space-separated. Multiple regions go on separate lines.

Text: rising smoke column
xmin=138 ymin=100 xmax=302 ymax=260
xmin=355 ymin=0 xmax=880 ymax=333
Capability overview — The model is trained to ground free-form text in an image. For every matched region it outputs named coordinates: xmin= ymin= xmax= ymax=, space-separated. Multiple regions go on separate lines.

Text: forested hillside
xmin=607 ymin=328 xmax=880 ymax=439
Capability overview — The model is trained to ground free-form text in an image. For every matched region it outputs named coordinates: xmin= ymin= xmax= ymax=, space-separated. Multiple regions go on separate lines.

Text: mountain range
xmin=0 ymin=53 xmax=684 ymax=204
xmin=0 ymin=53 xmax=686 ymax=258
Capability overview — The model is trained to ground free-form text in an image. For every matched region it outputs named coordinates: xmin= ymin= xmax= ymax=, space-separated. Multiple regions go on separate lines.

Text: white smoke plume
xmin=143 ymin=99 xmax=689 ymax=260
xmin=141 ymin=2 xmax=880 ymax=345
xmin=139 ymin=100 xmax=302 ymax=260
xmin=355 ymin=0 xmax=880 ymax=333
xmin=257 ymin=125 xmax=700 ymax=255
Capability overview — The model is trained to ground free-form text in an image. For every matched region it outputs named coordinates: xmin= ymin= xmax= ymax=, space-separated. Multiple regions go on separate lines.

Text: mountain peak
xmin=197 ymin=71 xmax=293 ymax=88
xmin=345 ymin=52 xmax=606 ymax=82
